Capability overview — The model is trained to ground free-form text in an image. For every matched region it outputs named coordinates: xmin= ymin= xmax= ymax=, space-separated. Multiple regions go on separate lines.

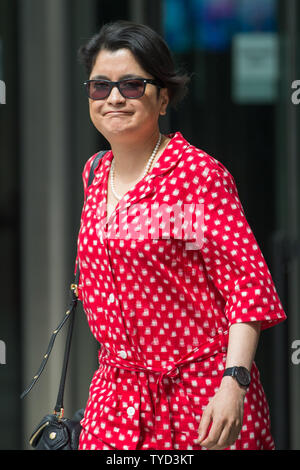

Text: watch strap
xmin=223 ymin=367 xmax=237 ymax=378
xmin=223 ymin=366 xmax=251 ymax=387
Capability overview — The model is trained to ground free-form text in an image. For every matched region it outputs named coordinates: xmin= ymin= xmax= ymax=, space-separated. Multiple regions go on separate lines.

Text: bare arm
xmin=224 ymin=321 xmax=261 ymax=369
xmin=197 ymin=321 xmax=261 ymax=449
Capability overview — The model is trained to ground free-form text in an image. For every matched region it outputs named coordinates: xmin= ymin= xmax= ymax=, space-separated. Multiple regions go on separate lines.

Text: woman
xmin=75 ymin=20 xmax=286 ymax=451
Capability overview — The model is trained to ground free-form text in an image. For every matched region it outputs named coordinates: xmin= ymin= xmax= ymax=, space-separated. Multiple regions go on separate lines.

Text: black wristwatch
xmin=222 ymin=366 xmax=251 ymax=387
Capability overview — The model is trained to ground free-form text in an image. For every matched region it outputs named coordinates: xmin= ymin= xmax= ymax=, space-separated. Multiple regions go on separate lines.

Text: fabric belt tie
xmin=98 ymin=332 xmax=228 ymax=449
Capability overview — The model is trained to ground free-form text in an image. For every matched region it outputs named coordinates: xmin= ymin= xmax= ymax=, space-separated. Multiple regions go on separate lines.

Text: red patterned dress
xmin=76 ymin=132 xmax=286 ymax=450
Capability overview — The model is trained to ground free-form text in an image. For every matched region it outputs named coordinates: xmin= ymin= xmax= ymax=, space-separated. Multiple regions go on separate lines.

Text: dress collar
xmin=93 ymin=131 xmax=190 ymax=182
xmin=90 ymin=132 xmax=191 ymax=228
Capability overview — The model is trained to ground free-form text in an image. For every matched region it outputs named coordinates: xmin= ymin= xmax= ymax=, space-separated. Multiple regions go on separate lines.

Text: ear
xmin=159 ymin=88 xmax=169 ymax=116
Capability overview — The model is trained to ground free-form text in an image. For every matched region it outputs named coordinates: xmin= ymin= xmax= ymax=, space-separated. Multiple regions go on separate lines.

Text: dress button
xmin=108 ymin=293 xmax=115 ymax=303
xmin=127 ymin=406 xmax=135 ymax=417
xmin=118 ymin=350 xmax=127 ymax=360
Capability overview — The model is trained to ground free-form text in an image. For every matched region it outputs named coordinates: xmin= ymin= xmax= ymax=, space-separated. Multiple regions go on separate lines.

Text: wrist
xmin=222 ymin=365 xmax=251 ymax=390
xmin=220 ymin=375 xmax=248 ymax=396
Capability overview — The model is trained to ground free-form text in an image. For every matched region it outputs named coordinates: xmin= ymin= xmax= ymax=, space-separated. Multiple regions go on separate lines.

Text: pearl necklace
xmin=110 ymin=133 xmax=162 ymax=201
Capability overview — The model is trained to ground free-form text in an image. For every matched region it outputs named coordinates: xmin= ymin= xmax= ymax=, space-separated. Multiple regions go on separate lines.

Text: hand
xmin=197 ymin=377 xmax=246 ymax=450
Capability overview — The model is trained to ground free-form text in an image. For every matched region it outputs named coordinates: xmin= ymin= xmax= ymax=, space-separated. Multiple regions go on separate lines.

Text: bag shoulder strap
xmin=20 ymin=150 xmax=108 ymax=403
xmin=74 ymin=150 xmax=107 ymax=286
xmin=88 ymin=150 xmax=107 ymax=186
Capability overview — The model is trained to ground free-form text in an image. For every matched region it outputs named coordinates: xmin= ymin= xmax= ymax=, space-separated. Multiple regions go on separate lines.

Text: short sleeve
xmin=200 ymin=169 xmax=286 ymax=331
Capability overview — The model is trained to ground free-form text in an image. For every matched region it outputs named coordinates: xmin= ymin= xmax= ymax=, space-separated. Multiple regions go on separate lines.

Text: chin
xmin=96 ymin=123 xmax=139 ymax=140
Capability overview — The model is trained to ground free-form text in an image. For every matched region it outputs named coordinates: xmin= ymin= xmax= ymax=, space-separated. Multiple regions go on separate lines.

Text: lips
xmin=104 ymin=111 xmax=132 ymax=116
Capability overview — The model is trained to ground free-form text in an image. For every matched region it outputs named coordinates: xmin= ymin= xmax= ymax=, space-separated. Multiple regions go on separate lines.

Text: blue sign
xmin=163 ymin=0 xmax=277 ymax=52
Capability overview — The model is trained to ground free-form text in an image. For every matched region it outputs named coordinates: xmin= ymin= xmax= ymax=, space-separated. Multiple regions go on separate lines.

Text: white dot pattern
xmin=76 ymin=132 xmax=286 ymax=450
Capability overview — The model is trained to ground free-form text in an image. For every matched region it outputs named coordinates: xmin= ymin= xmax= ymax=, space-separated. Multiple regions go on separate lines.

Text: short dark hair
xmin=78 ymin=20 xmax=190 ymax=107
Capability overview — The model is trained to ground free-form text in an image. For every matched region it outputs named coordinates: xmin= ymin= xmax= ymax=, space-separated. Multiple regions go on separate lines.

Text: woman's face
xmin=87 ymin=48 xmax=169 ymax=142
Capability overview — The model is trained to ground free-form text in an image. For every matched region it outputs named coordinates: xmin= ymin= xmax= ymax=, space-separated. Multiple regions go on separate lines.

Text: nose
xmin=107 ymin=84 xmax=126 ymax=104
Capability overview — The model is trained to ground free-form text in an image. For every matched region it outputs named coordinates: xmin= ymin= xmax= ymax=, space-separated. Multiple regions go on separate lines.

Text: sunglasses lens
xmin=88 ymin=81 xmax=111 ymax=99
xmin=86 ymin=79 xmax=147 ymax=99
xmin=119 ymin=80 xmax=145 ymax=98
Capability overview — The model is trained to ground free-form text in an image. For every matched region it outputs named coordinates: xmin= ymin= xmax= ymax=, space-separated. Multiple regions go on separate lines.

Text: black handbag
xmin=21 ymin=151 xmax=107 ymax=450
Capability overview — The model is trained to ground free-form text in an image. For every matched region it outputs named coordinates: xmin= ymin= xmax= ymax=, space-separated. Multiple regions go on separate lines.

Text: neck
xmin=109 ymin=130 xmax=162 ymax=183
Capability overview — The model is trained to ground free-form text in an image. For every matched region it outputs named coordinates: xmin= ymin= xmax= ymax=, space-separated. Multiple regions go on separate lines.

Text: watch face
xmin=236 ymin=367 xmax=251 ymax=386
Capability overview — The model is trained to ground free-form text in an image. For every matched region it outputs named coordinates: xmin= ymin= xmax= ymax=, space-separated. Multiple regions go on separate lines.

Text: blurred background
xmin=0 ymin=0 xmax=299 ymax=450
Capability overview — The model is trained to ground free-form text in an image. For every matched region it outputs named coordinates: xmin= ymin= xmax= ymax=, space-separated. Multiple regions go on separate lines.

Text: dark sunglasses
xmin=84 ymin=78 xmax=162 ymax=100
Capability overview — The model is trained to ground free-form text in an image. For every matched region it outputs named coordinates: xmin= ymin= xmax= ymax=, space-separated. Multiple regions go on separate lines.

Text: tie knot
xmin=165 ymin=366 xmax=180 ymax=379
